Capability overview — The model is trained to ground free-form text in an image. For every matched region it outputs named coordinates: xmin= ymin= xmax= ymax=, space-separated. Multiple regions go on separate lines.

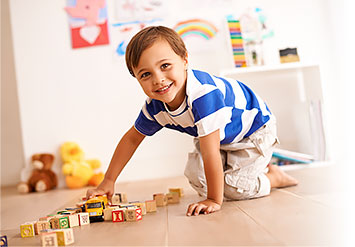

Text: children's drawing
xmin=174 ymin=19 xmax=218 ymax=41
xmin=113 ymin=0 xmax=168 ymax=22
xmin=111 ymin=18 xmax=164 ymax=57
xmin=65 ymin=0 xmax=109 ymax=49
xmin=173 ymin=18 xmax=220 ymax=52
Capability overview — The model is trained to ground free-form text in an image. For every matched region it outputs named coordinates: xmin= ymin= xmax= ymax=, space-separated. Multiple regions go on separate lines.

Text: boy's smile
xmin=132 ymin=39 xmax=188 ymax=111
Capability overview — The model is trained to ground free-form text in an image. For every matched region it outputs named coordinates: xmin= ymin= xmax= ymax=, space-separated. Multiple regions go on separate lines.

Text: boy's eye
xmin=141 ymin=72 xmax=150 ymax=79
xmin=161 ymin=63 xmax=170 ymax=69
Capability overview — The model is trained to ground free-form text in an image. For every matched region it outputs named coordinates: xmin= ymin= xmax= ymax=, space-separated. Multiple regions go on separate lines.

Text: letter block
xmin=57 ymin=216 xmax=69 ymax=229
xmin=112 ymin=209 xmax=125 ymax=222
xmin=50 ymin=218 xmax=60 ymax=229
xmin=111 ymin=193 xmax=128 ymax=204
xmin=166 ymin=192 xmax=180 ymax=204
xmin=130 ymin=202 xmax=146 ymax=215
xmin=54 ymin=228 xmax=74 ymax=246
xmin=35 ymin=221 xmax=51 ymax=234
xmin=145 ymin=200 xmax=157 ymax=213
xmin=78 ymin=212 xmax=90 ymax=226
xmin=125 ymin=208 xmax=142 ymax=222
xmin=41 ymin=232 xmax=58 ymax=247
xmin=169 ymin=188 xmax=184 ymax=197
xmin=153 ymin=193 xmax=167 ymax=207
xmin=20 ymin=222 xmax=35 ymax=238
xmin=67 ymin=214 xmax=79 ymax=228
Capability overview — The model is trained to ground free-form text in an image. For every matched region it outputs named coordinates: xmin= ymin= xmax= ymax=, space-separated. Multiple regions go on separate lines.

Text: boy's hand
xmin=86 ymin=178 xmax=115 ymax=201
xmin=186 ymin=199 xmax=221 ymax=216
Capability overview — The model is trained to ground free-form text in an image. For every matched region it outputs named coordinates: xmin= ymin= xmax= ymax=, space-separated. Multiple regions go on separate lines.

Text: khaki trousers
xmin=184 ymin=117 xmax=279 ymax=200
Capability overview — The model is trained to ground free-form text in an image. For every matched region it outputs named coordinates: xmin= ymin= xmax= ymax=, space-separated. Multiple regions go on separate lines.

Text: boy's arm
xmin=186 ymin=129 xmax=224 ymax=216
xmin=86 ymin=126 xmax=145 ymax=200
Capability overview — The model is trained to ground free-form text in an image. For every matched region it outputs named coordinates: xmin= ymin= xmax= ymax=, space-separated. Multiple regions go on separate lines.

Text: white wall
xmin=2 ymin=0 xmax=345 ymax=186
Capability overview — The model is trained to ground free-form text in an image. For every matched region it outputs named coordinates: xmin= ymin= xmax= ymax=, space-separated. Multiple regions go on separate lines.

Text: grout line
xmin=231 ymin=202 xmax=287 ymax=246
xmin=278 ymin=189 xmax=335 ymax=208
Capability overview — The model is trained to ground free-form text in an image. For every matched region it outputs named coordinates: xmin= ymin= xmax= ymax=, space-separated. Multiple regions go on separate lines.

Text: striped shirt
xmin=134 ymin=69 xmax=272 ymax=144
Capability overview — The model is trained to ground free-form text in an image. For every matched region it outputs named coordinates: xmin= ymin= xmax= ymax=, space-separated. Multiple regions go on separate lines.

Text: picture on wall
xmin=65 ymin=0 xmax=110 ymax=49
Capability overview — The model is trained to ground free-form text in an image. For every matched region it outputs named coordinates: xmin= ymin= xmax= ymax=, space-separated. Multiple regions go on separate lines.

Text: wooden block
xmin=77 ymin=212 xmax=90 ymax=226
xmin=111 ymin=193 xmax=127 ymax=204
xmin=145 ymin=200 xmax=157 ymax=213
xmin=125 ymin=208 xmax=142 ymax=222
xmin=130 ymin=202 xmax=146 ymax=215
xmin=55 ymin=216 xmax=69 ymax=229
xmin=53 ymin=228 xmax=74 ymax=246
xmin=35 ymin=221 xmax=51 ymax=234
xmin=169 ymin=188 xmax=184 ymax=197
xmin=49 ymin=218 xmax=60 ymax=229
xmin=67 ymin=214 xmax=79 ymax=227
xmin=103 ymin=207 xmax=118 ymax=221
xmin=153 ymin=193 xmax=167 ymax=207
xmin=1 ymin=235 xmax=8 ymax=247
xmin=166 ymin=192 xmax=180 ymax=204
xmin=65 ymin=207 xmax=82 ymax=214
xmin=112 ymin=209 xmax=125 ymax=222
xmin=20 ymin=222 xmax=35 ymax=238
xmin=41 ymin=232 xmax=58 ymax=247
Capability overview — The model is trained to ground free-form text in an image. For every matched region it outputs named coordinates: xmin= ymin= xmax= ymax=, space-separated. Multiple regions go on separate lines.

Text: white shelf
xmin=220 ymin=62 xmax=318 ymax=76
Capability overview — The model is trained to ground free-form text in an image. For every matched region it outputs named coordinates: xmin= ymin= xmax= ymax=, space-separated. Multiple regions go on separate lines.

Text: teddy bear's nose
xmin=32 ymin=160 xmax=44 ymax=169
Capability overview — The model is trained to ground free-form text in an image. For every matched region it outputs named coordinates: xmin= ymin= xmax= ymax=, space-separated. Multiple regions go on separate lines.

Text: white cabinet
xmin=220 ymin=62 xmax=327 ymax=161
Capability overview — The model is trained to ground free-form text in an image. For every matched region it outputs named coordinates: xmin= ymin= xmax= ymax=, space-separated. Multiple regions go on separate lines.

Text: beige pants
xmin=184 ymin=117 xmax=279 ymax=200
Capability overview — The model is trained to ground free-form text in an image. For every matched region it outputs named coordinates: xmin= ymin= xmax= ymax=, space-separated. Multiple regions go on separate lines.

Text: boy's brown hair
xmin=125 ymin=26 xmax=187 ymax=77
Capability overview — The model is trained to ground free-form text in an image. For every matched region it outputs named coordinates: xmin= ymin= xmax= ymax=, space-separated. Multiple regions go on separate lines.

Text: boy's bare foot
xmin=266 ymin=164 xmax=299 ymax=188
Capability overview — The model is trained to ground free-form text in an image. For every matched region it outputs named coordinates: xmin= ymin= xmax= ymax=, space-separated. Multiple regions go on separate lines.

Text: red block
xmin=112 ymin=210 xmax=125 ymax=222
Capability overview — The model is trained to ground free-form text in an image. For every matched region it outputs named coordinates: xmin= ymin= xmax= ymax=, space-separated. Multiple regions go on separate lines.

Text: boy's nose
xmin=153 ymin=73 xmax=165 ymax=85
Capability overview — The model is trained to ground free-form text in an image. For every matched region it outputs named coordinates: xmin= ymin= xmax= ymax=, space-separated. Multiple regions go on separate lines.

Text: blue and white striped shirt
xmin=134 ymin=69 xmax=272 ymax=144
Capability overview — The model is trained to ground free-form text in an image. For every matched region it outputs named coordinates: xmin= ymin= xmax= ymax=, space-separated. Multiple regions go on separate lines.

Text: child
xmin=86 ymin=26 xmax=298 ymax=216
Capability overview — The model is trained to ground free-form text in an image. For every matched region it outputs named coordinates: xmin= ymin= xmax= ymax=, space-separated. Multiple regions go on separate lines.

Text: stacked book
xmin=271 ymin=148 xmax=314 ymax=166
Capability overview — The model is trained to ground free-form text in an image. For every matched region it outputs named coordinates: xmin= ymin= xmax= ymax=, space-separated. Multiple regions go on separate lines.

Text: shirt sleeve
xmin=134 ymin=105 xmax=163 ymax=136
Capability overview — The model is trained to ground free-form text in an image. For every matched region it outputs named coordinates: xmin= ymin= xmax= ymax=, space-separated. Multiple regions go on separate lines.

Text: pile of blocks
xmin=17 ymin=188 xmax=183 ymax=246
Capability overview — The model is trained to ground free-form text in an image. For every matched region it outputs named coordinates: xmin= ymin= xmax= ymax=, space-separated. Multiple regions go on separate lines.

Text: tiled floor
xmin=0 ymin=164 xmax=348 ymax=246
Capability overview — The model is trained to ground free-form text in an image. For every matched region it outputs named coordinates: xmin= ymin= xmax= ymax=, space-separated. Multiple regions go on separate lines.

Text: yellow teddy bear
xmin=60 ymin=142 xmax=104 ymax=189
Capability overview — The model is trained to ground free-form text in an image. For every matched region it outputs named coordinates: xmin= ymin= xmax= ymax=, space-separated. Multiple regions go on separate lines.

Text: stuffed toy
xmin=60 ymin=142 xmax=104 ymax=189
xmin=17 ymin=153 xmax=58 ymax=193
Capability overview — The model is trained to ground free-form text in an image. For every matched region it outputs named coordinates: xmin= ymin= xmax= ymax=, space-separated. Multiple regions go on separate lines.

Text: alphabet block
xmin=53 ymin=228 xmax=74 ymax=246
xmin=169 ymin=188 xmax=184 ymax=197
xmin=112 ymin=209 xmax=125 ymax=222
xmin=125 ymin=208 xmax=142 ymax=222
xmin=145 ymin=200 xmax=157 ymax=213
xmin=130 ymin=202 xmax=146 ymax=215
xmin=67 ymin=214 xmax=79 ymax=227
xmin=20 ymin=222 xmax=35 ymax=238
xmin=41 ymin=232 xmax=58 ymax=247
xmin=77 ymin=212 xmax=90 ymax=226
xmin=35 ymin=221 xmax=50 ymax=234
xmin=56 ymin=216 xmax=69 ymax=229
xmin=111 ymin=193 xmax=127 ymax=204
xmin=166 ymin=192 xmax=180 ymax=204
xmin=103 ymin=207 xmax=117 ymax=221
xmin=50 ymin=218 xmax=60 ymax=229
xmin=153 ymin=193 xmax=167 ymax=207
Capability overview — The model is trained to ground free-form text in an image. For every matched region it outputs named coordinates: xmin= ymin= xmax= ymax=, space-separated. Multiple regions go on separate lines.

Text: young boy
xmin=86 ymin=26 xmax=298 ymax=216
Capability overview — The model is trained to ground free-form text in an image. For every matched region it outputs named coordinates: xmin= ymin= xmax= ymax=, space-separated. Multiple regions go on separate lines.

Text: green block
xmin=59 ymin=217 xmax=69 ymax=229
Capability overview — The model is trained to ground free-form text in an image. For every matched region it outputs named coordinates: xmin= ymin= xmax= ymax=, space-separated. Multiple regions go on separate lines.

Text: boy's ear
xmin=184 ymin=53 xmax=189 ymax=70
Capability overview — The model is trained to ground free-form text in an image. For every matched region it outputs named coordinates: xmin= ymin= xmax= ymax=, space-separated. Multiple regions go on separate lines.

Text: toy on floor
xmin=60 ymin=142 xmax=104 ymax=189
xmin=17 ymin=154 xmax=58 ymax=194
xmin=0 ymin=235 xmax=8 ymax=247
xmin=18 ymin=187 xmax=185 ymax=246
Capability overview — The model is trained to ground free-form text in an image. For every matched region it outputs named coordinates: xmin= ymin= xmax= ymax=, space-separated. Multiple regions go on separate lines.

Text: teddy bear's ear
xmin=40 ymin=154 xmax=55 ymax=169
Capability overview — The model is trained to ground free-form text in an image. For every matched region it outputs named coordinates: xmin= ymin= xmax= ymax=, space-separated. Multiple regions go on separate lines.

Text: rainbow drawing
xmin=227 ymin=19 xmax=246 ymax=67
xmin=174 ymin=19 xmax=218 ymax=40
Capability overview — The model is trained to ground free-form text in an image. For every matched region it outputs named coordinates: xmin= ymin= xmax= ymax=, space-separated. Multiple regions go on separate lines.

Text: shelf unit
xmin=219 ymin=62 xmax=327 ymax=166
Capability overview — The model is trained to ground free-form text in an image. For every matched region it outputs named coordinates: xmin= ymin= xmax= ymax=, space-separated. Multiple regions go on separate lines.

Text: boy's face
xmin=132 ymin=39 xmax=188 ymax=111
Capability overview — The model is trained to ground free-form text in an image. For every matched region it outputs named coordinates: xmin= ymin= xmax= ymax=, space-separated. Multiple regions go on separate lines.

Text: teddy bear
xmin=60 ymin=142 xmax=104 ymax=189
xmin=17 ymin=153 xmax=58 ymax=193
